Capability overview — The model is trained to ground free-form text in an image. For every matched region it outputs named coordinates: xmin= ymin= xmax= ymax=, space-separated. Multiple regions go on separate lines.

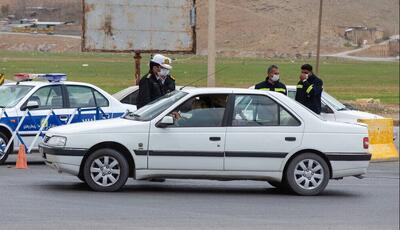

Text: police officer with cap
xmin=136 ymin=54 xmax=173 ymax=109
xmin=159 ymin=57 xmax=176 ymax=94
xmin=295 ymin=64 xmax=323 ymax=114
xmin=255 ymin=64 xmax=287 ymax=95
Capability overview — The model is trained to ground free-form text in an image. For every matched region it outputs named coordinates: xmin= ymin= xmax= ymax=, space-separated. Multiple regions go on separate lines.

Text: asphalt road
xmin=0 ymin=155 xmax=398 ymax=230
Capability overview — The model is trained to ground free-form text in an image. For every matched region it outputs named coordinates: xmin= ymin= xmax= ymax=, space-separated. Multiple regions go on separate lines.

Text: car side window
xmin=93 ymin=90 xmax=109 ymax=107
xmin=279 ymin=106 xmax=301 ymax=126
xmin=67 ymin=86 xmax=97 ymax=108
xmin=27 ymin=85 xmax=63 ymax=110
xmin=168 ymin=94 xmax=229 ymax=127
xmin=121 ymin=91 xmax=138 ymax=105
xmin=232 ymin=95 xmax=299 ymax=126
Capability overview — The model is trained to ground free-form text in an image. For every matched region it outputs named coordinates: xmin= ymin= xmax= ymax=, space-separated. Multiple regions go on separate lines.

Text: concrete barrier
xmin=358 ymin=118 xmax=399 ymax=161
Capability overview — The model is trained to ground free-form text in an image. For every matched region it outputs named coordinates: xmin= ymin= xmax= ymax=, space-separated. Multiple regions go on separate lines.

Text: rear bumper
xmin=326 ymin=153 xmax=371 ymax=178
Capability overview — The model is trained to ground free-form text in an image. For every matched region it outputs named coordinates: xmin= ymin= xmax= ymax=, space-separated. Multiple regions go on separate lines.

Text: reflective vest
xmin=254 ymin=79 xmax=287 ymax=95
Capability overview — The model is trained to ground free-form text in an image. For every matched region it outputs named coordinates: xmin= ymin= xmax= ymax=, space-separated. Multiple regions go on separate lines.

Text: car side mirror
xmin=157 ymin=115 xmax=174 ymax=128
xmin=22 ymin=100 xmax=39 ymax=110
xmin=321 ymin=104 xmax=333 ymax=114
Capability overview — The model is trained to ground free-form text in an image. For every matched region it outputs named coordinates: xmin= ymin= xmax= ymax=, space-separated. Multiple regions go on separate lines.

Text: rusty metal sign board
xmin=82 ymin=0 xmax=196 ymax=53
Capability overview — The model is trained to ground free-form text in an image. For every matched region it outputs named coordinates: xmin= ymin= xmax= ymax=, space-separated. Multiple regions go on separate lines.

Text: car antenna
xmin=179 ymin=66 xmax=229 ymax=90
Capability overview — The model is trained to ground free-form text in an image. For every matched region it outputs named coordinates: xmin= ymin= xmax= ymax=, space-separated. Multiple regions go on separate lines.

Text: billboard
xmin=82 ymin=0 xmax=196 ymax=53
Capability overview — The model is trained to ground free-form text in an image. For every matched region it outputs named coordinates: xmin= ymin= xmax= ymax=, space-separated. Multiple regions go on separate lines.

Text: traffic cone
xmin=15 ymin=144 xmax=28 ymax=169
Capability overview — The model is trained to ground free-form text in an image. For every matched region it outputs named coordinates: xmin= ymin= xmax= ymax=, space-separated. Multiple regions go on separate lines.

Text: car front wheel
xmin=83 ymin=148 xmax=129 ymax=192
xmin=0 ymin=132 xmax=11 ymax=165
xmin=285 ymin=153 xmax=330 ymax=196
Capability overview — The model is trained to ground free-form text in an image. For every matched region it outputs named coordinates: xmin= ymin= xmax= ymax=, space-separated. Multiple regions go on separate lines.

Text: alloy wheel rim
xmin=90 ymin=156 xmax=121 ymax=187
xmin=294 ymin=159 xmax=324 ymax=190
xmin=0 ymin=137 xmax=6 ymax=159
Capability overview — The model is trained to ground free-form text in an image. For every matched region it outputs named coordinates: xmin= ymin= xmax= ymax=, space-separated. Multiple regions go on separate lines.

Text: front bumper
xmin=39 ymin=144 xmax=87 ymax=176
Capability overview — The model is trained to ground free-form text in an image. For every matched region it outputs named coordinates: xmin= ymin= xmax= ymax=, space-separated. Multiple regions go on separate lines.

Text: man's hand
xmin=300 ymin=73 xmax=308 ymax=82
xmin=171 ymin=111 xmax=181 ymax=120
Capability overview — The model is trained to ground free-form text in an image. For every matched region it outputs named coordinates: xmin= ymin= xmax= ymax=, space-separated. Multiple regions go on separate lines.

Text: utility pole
xmin=134 ymin=52 xmax=142 ymax=85
xmin=207 ymin=0 xmax=216 ymax=87
xmin=316 ymin=0 xmax=323 ymax=74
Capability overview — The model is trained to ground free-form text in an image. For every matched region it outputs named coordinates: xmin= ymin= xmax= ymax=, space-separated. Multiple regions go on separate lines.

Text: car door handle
xmin=285 ymin=137 xmax=296 ymax=142
xmin=209 ymin=137 xmax=221 ymax=141
xmin=59 ymin=115 xmax=69 ymax=122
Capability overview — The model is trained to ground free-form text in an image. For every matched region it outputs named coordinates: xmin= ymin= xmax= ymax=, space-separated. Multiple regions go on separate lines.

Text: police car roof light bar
xmin=39 ymin=73 xmax=67 ymax=83
xmin=14 ymin=73 xmax=67 ymax=83
xmin=14 ymin=73 xmax=39 ymax=82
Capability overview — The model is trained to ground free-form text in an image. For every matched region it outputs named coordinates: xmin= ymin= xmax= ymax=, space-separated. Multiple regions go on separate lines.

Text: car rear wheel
xmin=83 ymin=148 xmax=129 ymax=192
xmin=285 ymin=153 xmax=330 ymax=196
xmin=0 ymin=132 xmax=11 ymax=165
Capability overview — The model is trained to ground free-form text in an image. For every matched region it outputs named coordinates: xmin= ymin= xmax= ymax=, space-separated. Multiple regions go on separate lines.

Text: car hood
xmin=47 ymin=118 xmax=148 ymax=135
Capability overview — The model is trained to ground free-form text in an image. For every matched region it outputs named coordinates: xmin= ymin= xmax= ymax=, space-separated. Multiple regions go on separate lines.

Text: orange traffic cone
xmin=15 ymin=144 xmax=28 ymax=169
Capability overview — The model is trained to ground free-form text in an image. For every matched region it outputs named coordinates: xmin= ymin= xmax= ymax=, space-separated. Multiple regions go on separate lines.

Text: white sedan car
xmin=285 ymin=86 xmax=383 ymax=123
xmin=249 ymin=85 xmax=382 ymax=124
xmin=40 ymin=88 xmax=371 ymax=195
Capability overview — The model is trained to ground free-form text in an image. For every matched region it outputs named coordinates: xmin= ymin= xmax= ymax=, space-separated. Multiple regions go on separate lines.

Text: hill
xmin=0 ymin=0 xmax=398 ymax=56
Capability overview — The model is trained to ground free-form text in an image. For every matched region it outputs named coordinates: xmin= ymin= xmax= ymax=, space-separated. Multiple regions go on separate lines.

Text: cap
xmin=151 ymin=54 xmax=172 ymax=70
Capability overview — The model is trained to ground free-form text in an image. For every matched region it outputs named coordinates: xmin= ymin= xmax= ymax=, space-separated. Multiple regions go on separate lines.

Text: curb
xmin=371 ymin=158 xmax=399 ymax=163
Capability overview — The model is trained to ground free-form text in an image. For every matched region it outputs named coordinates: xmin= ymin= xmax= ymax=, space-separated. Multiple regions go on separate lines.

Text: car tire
xmin=0 ymin=132 xmax=11 ymax=165
xmin=83 ymin=148 xmax=129 ymax=192
xmin=285 ymin=153 xmax=330 ymax=196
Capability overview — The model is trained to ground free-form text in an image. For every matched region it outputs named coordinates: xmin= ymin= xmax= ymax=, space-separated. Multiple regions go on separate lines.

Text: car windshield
xmin=0 ymin=85 xmax=33 ymax=108
xmin=124 ymin=90 xmax=188 ymax=121
xmin=323 ymin=92 xmax=347 ymax=111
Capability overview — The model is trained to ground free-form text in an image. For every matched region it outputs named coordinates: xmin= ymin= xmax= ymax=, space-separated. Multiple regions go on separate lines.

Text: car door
xmin=19 ymin=85 xmax=69 ymax=148
xmin=65 ymin=85 xmax=113 ymax=123
xmin=148 ymin=94 xmax=229 ymax=170
xmin=224 ymin=94 xmax=304 ymax=171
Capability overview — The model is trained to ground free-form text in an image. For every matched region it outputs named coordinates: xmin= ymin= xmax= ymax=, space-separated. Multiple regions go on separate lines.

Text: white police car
xmin=0 ymin=73 xmax=136 ymax=164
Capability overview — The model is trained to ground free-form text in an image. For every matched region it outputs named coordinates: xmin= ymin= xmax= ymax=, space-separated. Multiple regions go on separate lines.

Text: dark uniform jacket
xmin=162 ymin=75 xmax=176 ymax=93
xmin=136 ymin=73 xmax=165 ymax=109
xmin=254 ymin=78 xmax=287 ymax=95
xmin=295 ymin=74 xmax=323 ymax=114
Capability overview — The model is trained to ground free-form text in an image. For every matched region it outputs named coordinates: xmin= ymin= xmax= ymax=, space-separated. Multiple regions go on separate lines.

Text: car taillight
xmin=363 ymin=137 xmax=369 ymax=149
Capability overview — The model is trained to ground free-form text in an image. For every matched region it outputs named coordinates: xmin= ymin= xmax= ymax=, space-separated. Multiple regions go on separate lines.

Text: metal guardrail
xmin=0 ymin=107 xmax=110 ymax=154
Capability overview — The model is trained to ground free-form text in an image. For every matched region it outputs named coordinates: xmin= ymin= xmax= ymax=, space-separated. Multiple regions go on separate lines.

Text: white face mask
xmin=160 ymin=68 xmax=170 ymax=77
xmin=271 ymin=74 xmax=280 ymax=82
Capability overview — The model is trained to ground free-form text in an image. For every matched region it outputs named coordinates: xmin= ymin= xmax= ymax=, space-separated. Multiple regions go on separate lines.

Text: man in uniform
xmin=295 ymin=64 xmax=323 ymax=114
xmin=255 ymin=65 xmax=287 ymax=95
xmin=136 ymin=54 xmax=173 ymax=109
xmin=159 ymin=57 xmax=176 ymax=93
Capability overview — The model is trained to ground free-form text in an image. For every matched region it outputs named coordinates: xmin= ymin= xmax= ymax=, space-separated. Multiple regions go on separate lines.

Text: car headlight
xmin=46 ymin=136 xmax=67 ymax=147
